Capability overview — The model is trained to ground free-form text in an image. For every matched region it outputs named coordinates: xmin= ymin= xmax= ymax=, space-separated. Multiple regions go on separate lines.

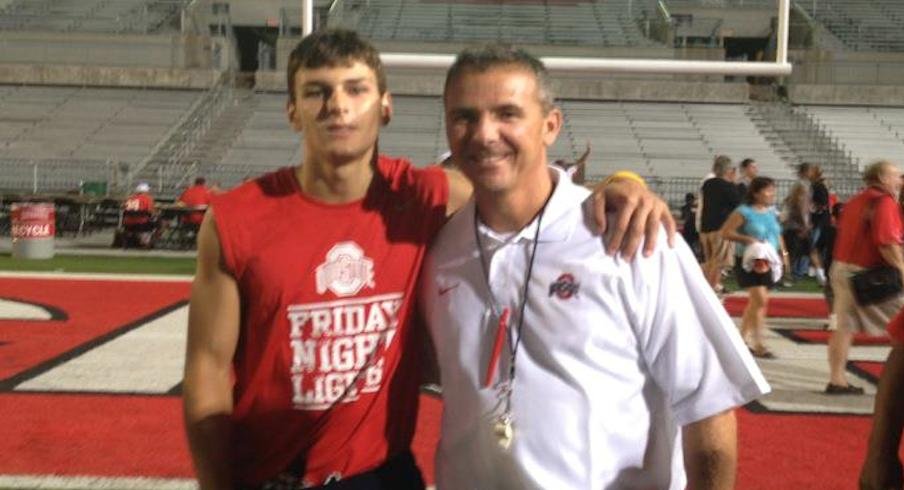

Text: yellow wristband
xmin=602 ymin=170 xmax=647 ymax=189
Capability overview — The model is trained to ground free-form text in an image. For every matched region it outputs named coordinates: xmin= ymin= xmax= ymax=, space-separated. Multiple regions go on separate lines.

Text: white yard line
xmin=0 ymin=271 xmax=192 ymax=282
xmin=0 ymin=475 xmax=197 ymax=489
xmin=16 ymin=306 xmax=188 ymax=394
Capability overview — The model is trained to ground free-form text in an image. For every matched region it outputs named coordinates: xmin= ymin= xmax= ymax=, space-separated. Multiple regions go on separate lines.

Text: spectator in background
xmin=720 ymin=176 xmax=789 ymax=359
xmin=552 ymin=141 xmax=591 ymax=183
xmin=700 ymin=155 xmax=741 ymax=293
xmin=681 ymin=192 xmax=702 ymax=261
xmin=781 ymin=163 xmax=814 ymax=281
xmin=736 ymin=158 xmax=758 ymax=197
xmin=177 ymin=177 xmax=213 ymax=232
xmin=816 ymin=202 xmax=843 ymax=330
xmin=827 ymin=160 xmax=904 ymax=395
xmin=809 ymin=165 xmax=830 ymax=285
xmin=121 ymin=181 xmax=156 ymax=248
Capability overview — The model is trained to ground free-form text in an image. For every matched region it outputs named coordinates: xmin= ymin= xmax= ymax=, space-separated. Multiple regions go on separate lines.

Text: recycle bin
xmin=11 ymin=202 xmax=55 ymax=259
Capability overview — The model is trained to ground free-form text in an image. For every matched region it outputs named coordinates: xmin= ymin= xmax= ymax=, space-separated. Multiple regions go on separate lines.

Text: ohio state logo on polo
xmin=286 ymin=241 xmax=402 ymax=411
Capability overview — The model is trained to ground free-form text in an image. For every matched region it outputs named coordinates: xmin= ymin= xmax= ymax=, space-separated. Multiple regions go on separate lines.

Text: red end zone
xmin=0 ymin=275 xmax=893 ymax=488
xmin=0 ymin=277 xmax=190 ymax=381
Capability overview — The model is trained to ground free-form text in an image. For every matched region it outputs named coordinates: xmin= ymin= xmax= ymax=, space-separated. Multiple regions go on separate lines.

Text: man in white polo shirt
xmin=422 ymin=45 xmax=771 ymax=489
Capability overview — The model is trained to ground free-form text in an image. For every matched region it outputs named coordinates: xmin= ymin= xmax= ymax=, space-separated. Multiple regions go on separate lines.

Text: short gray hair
xmin=863 ymin=160 xmax=894 ymax=185
xmin=444 ymin=43 xmax=555 ymax=113
xmin=712 ymin=155 xmax=733 ymax=177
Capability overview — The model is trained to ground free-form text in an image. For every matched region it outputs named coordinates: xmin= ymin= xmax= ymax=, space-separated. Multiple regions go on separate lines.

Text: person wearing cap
xmin=121 ymin=182 xmax=157 ymax=248
xmin=720 ymin=176 xmax=789 ymax=359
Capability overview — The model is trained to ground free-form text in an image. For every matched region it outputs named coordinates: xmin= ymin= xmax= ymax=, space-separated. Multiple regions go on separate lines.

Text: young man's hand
xmin=590 ymin=178 xmax=677 ymax=260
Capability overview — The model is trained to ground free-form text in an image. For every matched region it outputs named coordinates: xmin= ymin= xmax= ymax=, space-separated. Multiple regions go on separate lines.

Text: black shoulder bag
xmin=850 ymin=196 xmax=903 ymax=305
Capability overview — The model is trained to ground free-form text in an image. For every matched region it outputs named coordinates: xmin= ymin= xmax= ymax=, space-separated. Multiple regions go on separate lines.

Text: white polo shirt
xmin=422 ymin=167 xmax=770 ymax=489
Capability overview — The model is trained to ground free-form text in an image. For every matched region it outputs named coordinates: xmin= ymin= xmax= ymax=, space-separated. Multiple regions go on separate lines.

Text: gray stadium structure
xmin=1 ymin=0 xmax=903 ymax=207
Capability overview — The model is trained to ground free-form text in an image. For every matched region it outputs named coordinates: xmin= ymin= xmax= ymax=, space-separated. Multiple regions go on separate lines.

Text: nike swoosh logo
xmin=438 ymin=284 xmax=460 ymax=295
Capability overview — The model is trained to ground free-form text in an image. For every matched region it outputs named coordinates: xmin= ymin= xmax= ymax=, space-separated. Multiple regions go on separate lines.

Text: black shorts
xmin=735 ymin=261 xmax=775 ymax=288
xmin=253 ymin=451 xmax=425 ymax=490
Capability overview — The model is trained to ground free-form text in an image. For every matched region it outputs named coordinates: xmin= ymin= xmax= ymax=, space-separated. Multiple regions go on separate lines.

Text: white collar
xmin=470 ymin=166 xmax=582 ymax=245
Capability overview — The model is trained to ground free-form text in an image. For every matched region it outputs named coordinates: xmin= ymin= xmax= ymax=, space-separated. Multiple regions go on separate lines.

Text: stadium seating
xmin=561 ymin=100 xmax=789 ymax=180
xmin=0 ymin=86 xmax=202 ymax=192
xmin=334 ymin=0 xmax=658 ymax=47
xmin=797 ymin=0 xmax=904 ymax=52
xmin=0 ymin=0 xmax=183 ymax=33
xmin=802 ymin=105 xmax=904 ymax=170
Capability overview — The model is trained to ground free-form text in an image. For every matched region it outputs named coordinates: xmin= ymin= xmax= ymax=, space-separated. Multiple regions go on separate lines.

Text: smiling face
xmin=287 ymin=61 xmax=389 ymax=166
xmin=444 ymin=65 xmax=561 ymax=197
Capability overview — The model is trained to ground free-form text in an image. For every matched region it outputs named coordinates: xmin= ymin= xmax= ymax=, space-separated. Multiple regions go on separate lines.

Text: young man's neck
xmin=476 ymin=171 xmax=554 ymax=234
xmin=296 ymin=149 xmax=376 ymax=204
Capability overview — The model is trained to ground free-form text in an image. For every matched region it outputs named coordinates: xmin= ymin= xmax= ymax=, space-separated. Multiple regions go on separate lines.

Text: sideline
xmin=0 ymin=475 xmax=197 ymax=489
xmin=0 ymin=271 xmax=193 ymax=282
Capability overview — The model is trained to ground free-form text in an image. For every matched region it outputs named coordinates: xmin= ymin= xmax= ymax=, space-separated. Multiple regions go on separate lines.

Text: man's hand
xmin=590 ymin=178 xmax=677 ymax=260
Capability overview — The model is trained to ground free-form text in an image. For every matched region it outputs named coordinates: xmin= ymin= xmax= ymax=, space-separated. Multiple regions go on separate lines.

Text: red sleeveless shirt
xmin=210 ymin=156 xmax=448 ymax=486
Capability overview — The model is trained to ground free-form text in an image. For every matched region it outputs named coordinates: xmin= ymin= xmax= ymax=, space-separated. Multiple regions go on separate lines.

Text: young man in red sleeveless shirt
xmin=182 ymin=29 xmax=675 ymax=489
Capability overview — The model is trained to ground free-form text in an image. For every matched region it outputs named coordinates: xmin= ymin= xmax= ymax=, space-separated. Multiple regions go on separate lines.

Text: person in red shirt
xmin=181 ymin=29 xmax=676 ymax=490
xmin=177 ymin=177 xmax=212 ymax=230
xmin=827 ymin=160 xmax=904 ymax=394
xmin=121 ymin=182 xmax=156 ymax=248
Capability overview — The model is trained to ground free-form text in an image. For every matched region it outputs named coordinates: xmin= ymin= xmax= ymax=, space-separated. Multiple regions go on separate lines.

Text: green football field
xmin=0 ymin=252 xmax=827 ymax=292
xmin=0 ymin=254 xmax=196 ymax=275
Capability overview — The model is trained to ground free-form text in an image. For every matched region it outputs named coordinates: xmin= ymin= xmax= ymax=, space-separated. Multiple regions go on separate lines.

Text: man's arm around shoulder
xmin=183 ymin=210 xmax=241 ymax=490
xmin=683 ymin=409 xmax=737 ymax=490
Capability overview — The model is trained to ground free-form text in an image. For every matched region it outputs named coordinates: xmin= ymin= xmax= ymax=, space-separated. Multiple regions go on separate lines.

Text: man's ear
xmin=287 ymin=99 xmax=302 ymax=133
xmin=381 ymin=92 xmax=393 ymax=126
xmin=543 ymin=106 xmax=563 ymax=146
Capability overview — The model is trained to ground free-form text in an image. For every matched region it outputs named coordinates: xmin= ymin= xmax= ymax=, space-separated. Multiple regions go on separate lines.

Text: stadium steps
xmin=182 ymin=88 xmax=258 ymax=168
xmin=748 ymin=101 xmax=861 ymax=197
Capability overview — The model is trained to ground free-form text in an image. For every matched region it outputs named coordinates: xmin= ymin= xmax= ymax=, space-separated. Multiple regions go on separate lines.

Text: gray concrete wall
xmin=0 ymin=31 xmax=215 ymax=69
xmin=789 ymin=49 xmax=904 ymax=85
xmin=668 ymin=5 xmax=775 ymax=38
xmin=257 ymin=69 xmax=748 ymax=103
xmin=789 ymin=84 xmax=904 ymax=107
xmin=0 ymin=63 xmax=221 ymax=89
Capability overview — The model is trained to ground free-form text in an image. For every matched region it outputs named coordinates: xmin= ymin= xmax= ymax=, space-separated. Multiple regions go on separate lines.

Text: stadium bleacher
xmin=0 ymin=0 xmax=185 ymax=33
xmin=335 ymin=0 xmax=657 ymax=46
xmin=803 ymin=105 xmax=904 ymax=169
xmin=797 ymin=0 xmax=904 ymax=52
xmin=0 ymin=0 xmax=901 ymax=202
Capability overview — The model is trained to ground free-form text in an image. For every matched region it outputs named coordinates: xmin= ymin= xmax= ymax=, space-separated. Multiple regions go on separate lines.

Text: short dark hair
xmin=740 ymin=158 xmax=756 ymax=169
xmin=444 ymin=43 xmax=555 ymax=113
xmin=194 ymin=177 xmax=206 ymax=186
xmin=796 ymin=162 xmax=813 ymax=178
xmin=745 ymin=176 xmax=775 ymax=204
xmin=286 ymin=29 xmax=387 ymax=102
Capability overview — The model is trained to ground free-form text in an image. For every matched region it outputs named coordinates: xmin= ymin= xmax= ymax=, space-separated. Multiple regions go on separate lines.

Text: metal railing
xmin=751 ymin=101 xmax=862 ymax=199
xmin=319 ymin=0 xmax=663 ymax=47
xmin=0 ymin=158 xmax=123 ymax=195
xmin=0 ymin=0 xmax=190 ymax=34
xmin=129 ymin=71 xmax=234 ymax=194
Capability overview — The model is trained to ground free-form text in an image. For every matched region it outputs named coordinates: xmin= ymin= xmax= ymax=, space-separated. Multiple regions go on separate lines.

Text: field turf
xmin=0 ymin=254 xmax=195 ymax=275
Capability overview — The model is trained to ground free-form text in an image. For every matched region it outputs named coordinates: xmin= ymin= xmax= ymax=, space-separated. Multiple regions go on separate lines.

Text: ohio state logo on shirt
xmin=316 ymin=242 xmax=376 ymax=297
xmin=549 ymin=273 xmax=580 ymax=299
